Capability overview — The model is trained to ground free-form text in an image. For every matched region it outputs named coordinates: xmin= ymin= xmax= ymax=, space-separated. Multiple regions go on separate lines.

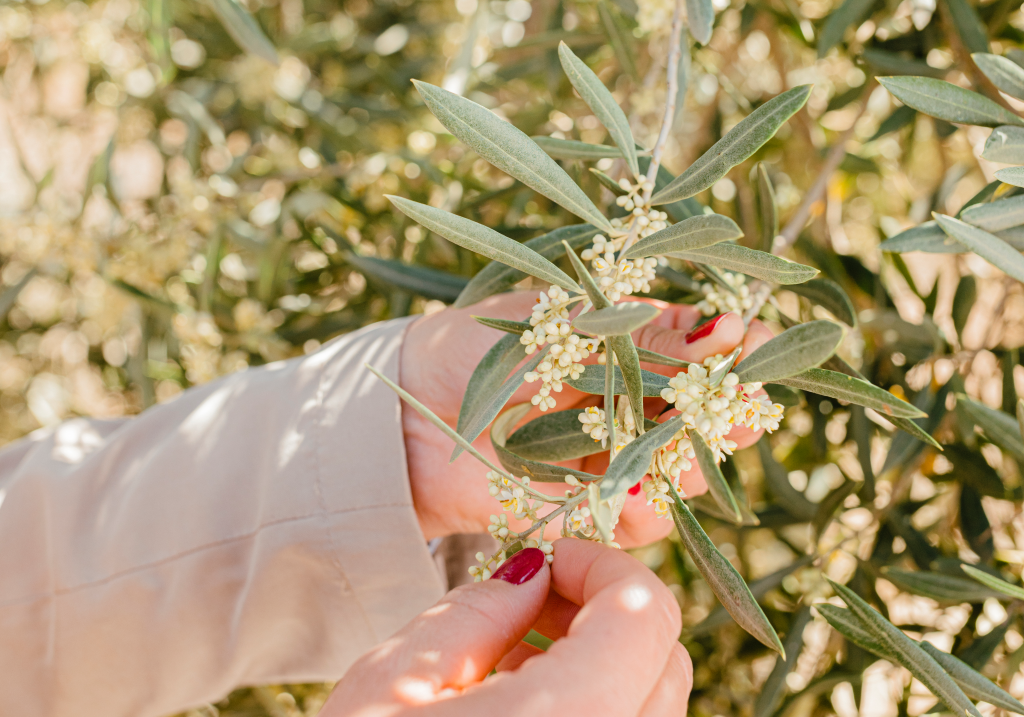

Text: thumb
xmin=347 ymin=548 xmax=551 ymax=699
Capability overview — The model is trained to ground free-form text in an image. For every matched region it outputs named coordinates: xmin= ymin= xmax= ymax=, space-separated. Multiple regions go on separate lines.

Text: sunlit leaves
xmin=878 ymin=77 xmax=1024 ymax=127
xmin=777 ymin=368 xmax=926 ymax=418
xmin=734 ymin=320 xmax=844 ymax=383
xmin=667 ymin=244 xmax=818 ymax=284
xmin=572 ymin=302 xmax=661 ymax=336
xmin=621 ymin=214 xmax=742 ymax=260
xmin=933 ymin=213 xmax=1024 ymax=282
xmin=600 ymin=416 xmax=681 ymax=498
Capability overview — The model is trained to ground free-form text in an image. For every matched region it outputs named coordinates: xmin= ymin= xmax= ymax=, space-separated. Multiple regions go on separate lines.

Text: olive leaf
xmin=456 ymin=332 xmax=526 ymax=439
xmin=604 ymin=338 xmax=617 ymax=449
xmin=756 ymin=163 xmax=777 ymax=253
xmin=960 ymin=195 xmax=1024 ymax=232
xmin=961 ymin=564 xmax=1024 ymax=601
xmin=776 ymin=368 xmax=927 ymax=418
xmin=413 ymin=81 xmax=613 ymax=231
xmin=621 ymin=214 xmax=743 ymax=260
xmin=933 ymin=213 xmax=1024 ymax=283
xmin=564 ymin=363 xmax=671 ymax=396
xmin=869 ymin=105 xmax=917 ymax=141
xmin=983 ymin=126 xmax=1024 ymax=164
xmin=387 ymin=196 xmax=583 ymax=294
xmin=754 ymin=607 xmax=813 ymax=717
xmin=880 ymin=221 xmax=967 ymax=254
xmin=667 ymin=244 xmax=818 ymax=284
xmin=473 ymin=316 xmax=532 ymax=335
xmin=786 ymin=278 xmax=857 ymax=326
xmin=451 ymin=346 xmax=549 ymax=462
xmin=1017 ymin=397 xmax=1024 ymax=445
xmin=918 ymin=641 xmax=1024 ymax=714
xmin=609 ymin=334 xmax=646 ymax=433
xmin=758 ymin=437 xmax=817 ymax=520
xmin=207 ymin=0 xmax=279 ymax=64
xmin=691 ymin=432 xmax=742 ymax=524
xmin=600 ymin=415 xmax=682 ymax=498
xmin=532 ymin=136 xmax=630 ymax=160
xmin=557 ymin=42 xmax=639 ymax=175
xmin=572 ymin=302 xmax=661 ymax=336
xmin=817 ymin=0 xmax=877 ymax=58
xmin=564 ymin=241 xmax=612 ymax=309
xmin=881 ymin=567 xmax=1007 ymax=603
xmin=454 ymin=224 xmax=599 ymax=308
xmin=946 ymin=0 xmax=988 ymax=54
xmin=590 ymin=167 xmax=628 ymax=194
xmin=734 ymin=320 xmax=844 ymax=383
xmin=957 ymin=394 xmax=1024 ymax=460
xmin=829 ymin=579 xmax=983 ymax=717
xmin=491 ymin=404 xmax=602 ymax=482
xmin=597 ymin=0 xmax=639 ymax=80
xmin=670 ymin=484 xmax=785 ymax=656
xmin=995 ymin=167 xmax=1024 ymax=187
xmin=635 ymin=347 xmax=690 ymax=368
xmin=973 ymin=53 xmax=1024 ymax=102
xmin=687 ymin=0 xmax=714 ymax=44
xmin=816 ymin=603 xmax=888 ymax=656
xmin=344 ymin=254 xmax=468 ymax=302
xmin=877 ymin=77 xmax=1024 ymax=128
xmin=505 ymin=408 xmax=606 ymax=461
xmin=651 ymin=85 xmax=812 ymax=204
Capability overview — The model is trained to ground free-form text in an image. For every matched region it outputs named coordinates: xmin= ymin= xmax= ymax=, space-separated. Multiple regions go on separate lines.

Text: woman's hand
xmin=399 ymin=291 xmax=773 ymax=544
xmin=322 ymin=539 xmax=692 ymax=717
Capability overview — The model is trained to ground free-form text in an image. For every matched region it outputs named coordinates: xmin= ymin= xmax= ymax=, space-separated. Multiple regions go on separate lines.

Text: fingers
xmin=737 ymin=319 xmax=774 ymax=362
xmin=494 ymin=641 xmax=544 ymax=672
xmin=633 ymin=311 xmax=744 ymax=371
xmin=327 ymin=549 xmax=550 ymax=711
xmin=638 ymin=644 xmax=694 ymax=717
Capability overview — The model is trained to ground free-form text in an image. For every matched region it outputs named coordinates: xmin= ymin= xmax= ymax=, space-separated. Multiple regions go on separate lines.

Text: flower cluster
xmin=592 ymin=255 xmax=660 ymax=301
xmin=520 ymin=288 xmax=598 ymax=411
xmin=486 ymin=470 xmax=539 ymax=520
xmin=697 ymin=272 xmax=755 ymax=316
xmin=579 ymin=405 xmax=610 ymax=445
xmin=469 ymin=549 xmax=507 ymax=581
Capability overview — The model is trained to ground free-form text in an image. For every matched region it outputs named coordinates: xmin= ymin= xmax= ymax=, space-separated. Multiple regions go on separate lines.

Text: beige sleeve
xmin=0 ymin=317 xmax=445 ymax=717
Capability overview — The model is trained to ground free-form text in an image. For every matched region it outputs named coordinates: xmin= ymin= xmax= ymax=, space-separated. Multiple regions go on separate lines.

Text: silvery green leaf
xmin=598 ymin=0 xmax=639 ymax=80
xmin=207 ymin=0 xmax=279 ymax=64
xmin=960 ymin=195 xmax=1024 ymax=232
xmin=621 ymin=214 xmax=743 ymax=260
xmin=880 ymin=221 xmax=967 ymax=254
xmin=564 ymin=363 xmax=671 ymax=396
xmin=918 ymin=641 xmax=1024 ymax=715
xmin=754 ymin=607 xmax=813 ymax=717
xmin=995 ymin=167 xmax=1024 ymax=187
xmin=473 ymin=316 xmax=531 ymax=335
xmin=669 ymin=244 xmax=818 ymax=284
xmin=573 ymin=302 xmax=661 ymax=336
xmin=961 ymin=564 xmax=1024 ymax=600
xmin=982 ymin=126 xmax=1024 ymax=163
xmin=454 ymin=224 xmax=599 ymax=308
xmin=877 ymin=77 xmax=1024 ymax=128
xmin=605 ymin=339 xmax=617 ymax=449
xmin=882 ymin=567 xmax=1007 ymax=603
xmin=387 ymin=196 xmax=583 ymax=294
xmin=591 ymin=167 xmax=628 ymax=194
xmin=869 ymin=105 xmax=917 ymax=141
xmin=609 ymin=334 xmax=646 ymax=433
xmin=952 ymin=275 xmax=975 ymax=338
xmin=558 ymin=42 xmax=638 ymax=175
xmin=945 ymin=0 xmax=988 ymax=54
xmin=670 ymin=485 xmax=785 ymax=656
xmin=816 ymin=604 xmax=890 ymax=656
xmin=635 ymin=347 xmax=690 ymax=368
xmin=734 ymin=320 xmax=844 ymax=383
xmin=413 ymin=81 xmax=613 ymax=231
xmin=973 ymin=53 xmax=1024 ymax=101
xmin=758 ymin=437 xmax=817 ymax=520
xmin=456 ymin=333 xmax=525 ymax=440
xmin=829 ymin=579 xmax=983 ymax=717
xmin=532 ymin=136 xmax=628 ymax=160
xmin=564 ymin=241 xmax=612 ymax=309
xmin=933 ymin=213 xmax=1024 ymax=282
xmin=491 ymin=404 xmax=601 ymax=482
xmin=652 ymin=86 xmax=812 ymax=204
xmin=600 ymin=416 xmax=682 ymax=498
xmin=777 ymin=368 xmax=926 ymax=418
xmin=862 ymin=48 xmax=945 ymax=79
xmin=756 ymin=163 xmax=778 ymax=253
xmin=957 ymin=395 xmax=1024 ymax=460
xmin=450 ymin=347 xmax=548 ymax=462
xmin=367 ymin=364 xmax=508 ymax=476
xmin=787 ymin=278 xmax=857 ymax=326
xmin=344 ymin=254 xmax=468 ymax=302
xmin=504 ymin=408 xmax=606 ymax=461
xmin=889 ymin=415 xmax=943 ymax=450
xmin=817 ymin=0 xmax=877 ymax=58
xmin=691 ymin=432 xmax=742 ymax=524
xmin=687 ymin=0 xmax=714 ymax=44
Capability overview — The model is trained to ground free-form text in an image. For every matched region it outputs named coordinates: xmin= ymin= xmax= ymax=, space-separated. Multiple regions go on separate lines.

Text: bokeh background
xmin=4 ymin=0 xmax=1024 ymax=715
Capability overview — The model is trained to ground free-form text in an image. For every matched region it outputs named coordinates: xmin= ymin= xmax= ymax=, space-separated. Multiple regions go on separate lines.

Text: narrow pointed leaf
xmin=756 ymin=163 xmax=778 ymax=253
xmin=668 ymin=243 xmax=818 ymax=284
xmin=996 ymin=167 xmax=1024 ymax=187
xmin=450 ymin=347 xmax=548 ymax=462
xmin=387 ymin=196 xmax=582 ymax=294
xmin=787 ymin=278 xmax=857 ymax=326
xmin=734 ymin=320 xmax=844 ymax=383
xmin=957 ymin=394 xmax=1024 ymax=460
xmin=207 ymin=0 xmax=279 ymax=64
xmin=413 ymin=81 xmax=613 ymax=231
xmin=564 ymin=241 xmax=613 ymax=309
xmin=652 ymin=86 xmax=812 ymax=204
xmin=817 ymin=604 xmax=891 ymax=656
xmin=605 ymin=339 xmax=617 ymax=451
xmin=692 ymin=432 xmax=742 ymax=524
xmin=670 ymin=486 xmax=785 ymax=656
xmin=880 ymin=221 xmax=967 ymax=254
xmin=505 ymin=408 xmax=606 ymax=461
xmin=532 ymin=137 xmax=629 ymax=160
xmin=758 ymin=437 xmax=817 ymax=520
xmin=881 ymin=567 xmax=1007 ymax=603
xmin=456 ymin=333 xmax=526 ymax=438
xmin=973 ymin=53 xmax=1024 ymax=101
xmin=829 ymin=579 xmax=983 ymax=717
xmin=491 ymin=404 xmax=602 ymax=482
xmin=600 ymin=416 xmax=682 ymax=498
xmin=558 ymin=42 xmax=638 ymax=175
xmin=933 ymin=213 xmax=1024 ymax=282
xmin=573 ymin=302 xmax=661 ymax=336
xmin=777 ymin=368 xmax=926 ymax=418
xmin=621 ymin=214 xmax=743 ymax=259
xmin=919 ymin=641 xmax=1024 ymax=714
xmin=961 ymin=564 xmax=1024 ymax=600
xmin=344 ymin=254 xmax=468 ymax=302
xmin=817 ymin=0 xmax=877 ymax=58
xmin=877 ymin=77 xmax=1024 ymax=128
xmin=889 ymin=415 xmax=943 ymax=450
xmin=609 ymin=334 xmax=646 ymax=433
xmin=869 ymin=105 xmax=917 ymax=141
xmin=687 ymin=0 xmax=714 ymax=44
xmin=636 ymin=347 xmax=690 ymax=368
xmin=598 ymin=0 xmax=639 ymax=80
xmin=945 ymin=0 xmax=988 ymax=54
xmin=455 ymin=224 xmax=599 ymax=308
xmin=473 ymin=316 xmax=531 ymax=335
xmin=960 ymin=195 xmax=1024 ymax=232
xmin=564 ymin=363 xmax=671 ymax=396
xmin=754 ymin=607 xmax=814 ymax=717
xmin=983 ymin=125 xmax=1024 ymax=163
xmin=590 ymin=167 xmax=628 ymax=194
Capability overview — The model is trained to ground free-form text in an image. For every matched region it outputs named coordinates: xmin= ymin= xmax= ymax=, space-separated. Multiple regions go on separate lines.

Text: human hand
xmin=399 ymin=291 xmax=773 ymax=544
xmin=322 ymin=538 xmax=691 ymax=717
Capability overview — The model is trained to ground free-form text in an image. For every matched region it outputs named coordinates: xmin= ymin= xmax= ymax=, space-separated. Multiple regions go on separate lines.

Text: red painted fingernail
xmin=685 ymin=313 xmax=729 ymax=344
xmin=628 ymin=482 xmax=642 ymax=496
xmin=492 ymin=548 xmax=545 ymax=585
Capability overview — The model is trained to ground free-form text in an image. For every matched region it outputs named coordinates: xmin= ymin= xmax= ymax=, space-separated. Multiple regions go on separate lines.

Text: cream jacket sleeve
xmin=0 ymin=317 xmax=446 ymax=717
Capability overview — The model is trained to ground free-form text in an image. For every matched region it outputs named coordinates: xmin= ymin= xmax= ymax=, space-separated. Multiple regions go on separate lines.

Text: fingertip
xmin=737 ymin=319 xmax=774 ymax=362
xmin=683 ymin=312 xmax=743 ymax=360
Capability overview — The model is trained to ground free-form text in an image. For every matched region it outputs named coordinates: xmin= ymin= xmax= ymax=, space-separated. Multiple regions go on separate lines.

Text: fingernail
xmin=685 ymin=313 xmax=729 ymax=344
xmin=628 ymin=482 xmax=642 ymax=496
xmin=492 ymin=548 xmax=545 ymax=585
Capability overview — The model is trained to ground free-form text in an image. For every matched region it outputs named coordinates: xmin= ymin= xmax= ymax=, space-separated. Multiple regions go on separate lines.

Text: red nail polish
xmin=492 ymin=548 xmax=545 ymax=585
xmin=685 ymin=313 xmax=728 ymax=344
xmin=628 ymin=482 xmax=642 ymax=496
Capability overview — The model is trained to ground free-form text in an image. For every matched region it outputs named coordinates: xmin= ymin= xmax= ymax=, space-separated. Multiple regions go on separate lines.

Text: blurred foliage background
xmin=6 ymin=0 xmax=1024 ymax=714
